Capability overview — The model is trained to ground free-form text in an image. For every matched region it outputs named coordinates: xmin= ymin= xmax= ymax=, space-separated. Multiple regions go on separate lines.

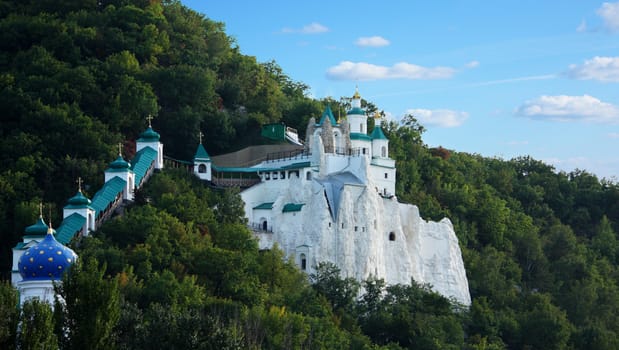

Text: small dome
xmin=138 ymin=127 xmax=160 ymax=142
xmin=108 ymin=155 xmax=130 ymax=170
xmin=18 ymin=229 xmax=77 ymax=281
xmin=67 ymin=190 xmax=92 ymax=207
xmin=24 ymin=217 xmax=49 ymax=236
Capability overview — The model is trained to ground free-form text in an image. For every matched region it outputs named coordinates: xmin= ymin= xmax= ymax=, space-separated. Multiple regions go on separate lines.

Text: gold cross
xmin=76 ymin=177 xmax=83 ymax=192
xmin=199 ymin=131 xmax=204 ymax=144
xmin=39 ymin=203 xmax=43 ymax=218
xmin=146 ymin=114 xmax=154 ymax=127
xmin=118 ymin=142 xmax=123 ymax=156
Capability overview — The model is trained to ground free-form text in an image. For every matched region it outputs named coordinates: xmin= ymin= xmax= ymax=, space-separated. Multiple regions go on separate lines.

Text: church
xmin=11 ymin=88 xmax=470 ymax=306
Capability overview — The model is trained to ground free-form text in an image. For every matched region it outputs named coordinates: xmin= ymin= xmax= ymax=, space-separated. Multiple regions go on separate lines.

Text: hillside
xmin=1 ymin=1 xmax=619 ymax=349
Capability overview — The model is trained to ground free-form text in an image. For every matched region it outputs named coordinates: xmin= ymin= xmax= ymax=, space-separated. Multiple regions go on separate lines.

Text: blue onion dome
xmin=24 ymin=216 xmax=49 ymax=236
xmin=18 ymin=228 xmax=77 ymax=281
xmin=66 ymin=190 xmax=92 ymax=208
xmin=108 ymin=155 xmax=130 ymax=170
xmin=137 ymin=127 xmax=160 ymax=142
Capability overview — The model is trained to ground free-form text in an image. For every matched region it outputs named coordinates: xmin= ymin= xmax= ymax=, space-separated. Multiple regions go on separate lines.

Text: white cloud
xmin=465 ymin=60 xmax=480 ymax=68
xmin=597 ymin=2 xmax=619 ymax=32
xmin=355 ymin=36 xmax=390 ymax=47
xmin=567 ymin=56 xmax=619 ymax=82
xmin=517 ymin=95 xmax=619 ymax=123
xmin=326 ymin=61 xmax=456 ymax=81
xmin=404 ymin=108 xmax=468 ymax=128
xmin=609 ymin=132 xmax=619 ymax=138
xmin=282 ymin=22 xmax=329 ymax=34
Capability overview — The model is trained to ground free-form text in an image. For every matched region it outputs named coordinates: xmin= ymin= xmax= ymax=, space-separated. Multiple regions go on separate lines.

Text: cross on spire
xmin=118 ymin=142 xmax=123 ymax=156
xmin=146 ymin=114 xmax=154 ymax=127
xmin=76 ymin=177 xmax=83 ymax=192
xmin=39 ymin=203 xmax=43 ymax=218
xmin=199 ymin=131 xmax=204 ymax=144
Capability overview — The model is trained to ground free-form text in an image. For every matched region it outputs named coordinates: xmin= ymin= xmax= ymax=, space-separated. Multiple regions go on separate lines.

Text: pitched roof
xmin=55 ymin=213 xmax=86 ymax=245
xmin=253 ymin=202 xmax=274 ymax=210
xmin=194 ymin=144 xmax=210 ymax=161
xmin=91 ymin=176 xmax=126 ymax=217
xmin=318 ymin=105 xmax=337 ymax=126
xmin=132 ymin=146 xmax=157 ymax=186
xmin=370 ymin=127 xmax=388 ymax=140
xmin=282 ymin=203 xmax=305 ymax=213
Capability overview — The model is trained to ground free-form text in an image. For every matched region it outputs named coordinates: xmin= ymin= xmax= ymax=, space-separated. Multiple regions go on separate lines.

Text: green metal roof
xmin=107 ymin=155 xmax=131 ymax=171
xmin=194 ymin=144 xmax=211 ymax=161
xmin=213 ymin=161 xmax=311 ymax=174
xmin=64 ymin=190 xmax=93 ymax=210
xmin=55 ymin=212 xmax=86 ymax=245
xmin=137 ymin=127 xmax=160 ymax=142
xmin=91 ymin=176 xmax=126 ymax=216
xmin=132 ymin=146 xmax=157 ymax=186
xmin=282 ymin=203 xmax=305 ymax=213
xmin=347 ymin=107 xmax=365 ymax=115
xmin=370 ymin=127 xmax=388 ymax=140
xmin=253 ymin=202 xmax=274 ymax=210
xmin=350 ymin=133 xmax=372 ymax=141
xmin=24 ymin=217 xmax=48 ymax=236
xmin=318 ymin=105 xmax=337 ymax=126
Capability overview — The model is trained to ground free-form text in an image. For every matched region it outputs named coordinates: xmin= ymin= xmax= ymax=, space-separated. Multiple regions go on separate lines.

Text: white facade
xmin=198 ymin=89 xmax=471 ymax=305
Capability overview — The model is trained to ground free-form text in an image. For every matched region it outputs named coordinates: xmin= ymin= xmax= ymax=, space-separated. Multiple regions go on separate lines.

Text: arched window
xmin=381 ymin=146 xmax=386 ymax=157
xmin=262 ymin=220 xmax=268 ymax=231
xmin=306 ymin=171 xmax=312 ymax=180
xmin=198 ymin=164 xmax=207 ymax=173
xmin=300 ymin=253 xmax=307 ymax=270
xmin=389 ymin=232 xmax=396 ymax=241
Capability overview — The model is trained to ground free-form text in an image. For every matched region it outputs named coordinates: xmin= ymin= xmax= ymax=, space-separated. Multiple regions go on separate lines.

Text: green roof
xmin=213 ymin=161 xmax=311 ymax=174
xmin=347 ymin=107 xmax=365 ymax=115
xmin=64 ymin=190 xmax=93 ymax=209
xmin=132 ymin=146 xmax=157 ymax=186
xmin=194 ymin=144 xmax=211 ymax=161
xmin=24 ymin=217 xmax=48 ymax=236
xmin=55 ymin=212 xmax=86 ymax=245
xmin=350 ymin=133 xmax=372 ymax=141
xmin=91 ymin=176 xmax=126 ymax=217
xmin=137 ymin=127 xmax=160 ymax=142
xmin=282 ymin=203 xmax=305 ymax=213
xmin=253 ymin=202 xmax=274 ymax=210
xmin=107 ymin=155 xmax=131 ymax=172
xmin=370 ymin=127 xmax=388 ymax=140
xmin=318 ymin=105 xmax=337 ymax=126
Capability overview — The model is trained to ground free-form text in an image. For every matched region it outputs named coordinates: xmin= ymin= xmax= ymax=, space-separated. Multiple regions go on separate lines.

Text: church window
xmin=381 ymin=146 xmax=386 ymax=157
xmin=300 ymin=253 xmax=307 ymax=270
xmin=360 ymin=124 xmax=364 ymax=133
xmin=384 ymin=173 xmax=388 ymax=179
xmin=262 ymin=220 xmax=268 ymax=231
xmin=198 ymin=164 xmax=207 ymax=173
xmin=362 ymin=148 xmax=366 ymax=155
xmin=354 ymin=226 xmax=358 ymax=232
xmin=389 ymin=232 xmax=396 ymax=241
xmin=342 ymin=223 xmax=345 ymax=229
xmin=306 ymin=171 xmax=312 ymax=180
xmin=272 ymin=172 xmax=278 ymax=179
xmin=265 ymin=173 xmax=270 ymax=180
xmin=281 ymin=171 xmax=286 ymax=179
xmin=374 ymin=220 xmax=377 ymax=229
xmin=328 ymin=222 xmax=331 ymax=227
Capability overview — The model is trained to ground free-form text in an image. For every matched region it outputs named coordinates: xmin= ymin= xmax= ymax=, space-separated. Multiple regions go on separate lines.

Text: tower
xmin=62 ymin=177 xmax=96 ymax=236
xmin=104 ymin=145 xmax=135 ymax=201
xmin=136 ymin=115 xmax=164 ymax=170
xmin=193 ymin=131 xmax=212 ymax=181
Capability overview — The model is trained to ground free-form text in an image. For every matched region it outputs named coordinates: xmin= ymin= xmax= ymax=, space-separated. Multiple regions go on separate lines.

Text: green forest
xmin=1 ymin=1 xmax=619 ymax=349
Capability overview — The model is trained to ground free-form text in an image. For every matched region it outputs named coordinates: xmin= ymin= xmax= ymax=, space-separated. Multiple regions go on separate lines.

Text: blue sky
xmin=183 ymin=1 xmax=619 ymax=180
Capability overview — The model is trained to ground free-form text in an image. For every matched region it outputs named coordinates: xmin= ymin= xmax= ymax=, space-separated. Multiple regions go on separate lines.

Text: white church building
xmin=194 ymin=89 xmax=471 ymax=305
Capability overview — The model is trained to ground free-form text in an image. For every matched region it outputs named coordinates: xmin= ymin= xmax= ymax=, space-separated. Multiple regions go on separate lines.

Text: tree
xmin=0 ymin=282 xmax=18 ymax=349
xmin=17 ymin=299 xmax=58 ymax=350
xmin=54 ymin=257 xmax=120 ymax=350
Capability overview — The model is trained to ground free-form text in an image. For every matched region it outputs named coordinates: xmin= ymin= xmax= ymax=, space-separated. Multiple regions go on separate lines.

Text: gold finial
xmin=146 ymin=114 xmax=154 ymax=128
xmin=118 ymin=143 xmax=123 ymax=157
xmin=48 ymin=209 xmax=53 ymax=233
xmin=373 ymin=111 xmax=382 ymax=119
xmin=353 ymin=85 xmax=360 ymax=99
xmin=76 ymin=177 xmax=83 ymax=192
xmin=198 ymin=131 xmax=204 ymax=144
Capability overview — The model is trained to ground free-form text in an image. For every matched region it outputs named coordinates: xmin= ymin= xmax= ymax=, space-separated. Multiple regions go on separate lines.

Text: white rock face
xmin=247 ymin=161 xmax=471 ymax=306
